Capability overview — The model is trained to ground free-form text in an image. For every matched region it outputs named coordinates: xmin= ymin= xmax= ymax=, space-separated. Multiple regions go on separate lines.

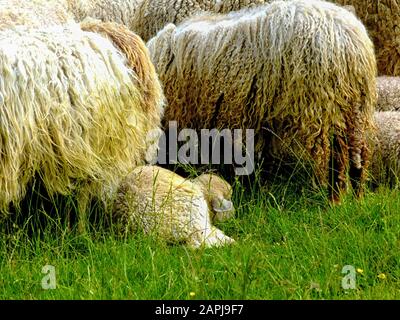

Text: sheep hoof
xmin=203 ymin=230 xmax=236 ymax=248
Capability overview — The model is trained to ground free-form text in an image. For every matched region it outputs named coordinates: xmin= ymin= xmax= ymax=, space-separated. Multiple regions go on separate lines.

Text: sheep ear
xmin=212 ymin=198 xmax=233 ymax=213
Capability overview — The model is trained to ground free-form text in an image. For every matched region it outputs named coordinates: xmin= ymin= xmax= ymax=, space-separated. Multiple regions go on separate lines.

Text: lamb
xmin=376 ymin=77 xmax=400 ymax=112
xmin=370 ymin=112 xmax=400 ymax=186
xmin=331 ymin=0 xmax=400 ymax=76
xmin=147 ymin=0 xmax=377 ymax=202
xmin=112 ymin=166 xmax=236 ymax=248
xmin=0 ymin=20 xmax=165 ymax=230
xmin=132 ymin=0 xmax=267 ymax=42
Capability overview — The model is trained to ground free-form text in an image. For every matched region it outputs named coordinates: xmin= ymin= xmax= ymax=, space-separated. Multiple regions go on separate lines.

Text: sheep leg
xmin=329 ymin=134 xmax=349 ymax=204
xmin=350 ymin=140 xmax=369 ymax=198
xmin=346 ymin=111 xmax=369 ymax=198
xmin=76 ymin=188 xmax=91 ymax=234
xmin=187 ymin=225 xmax=235 ymax=249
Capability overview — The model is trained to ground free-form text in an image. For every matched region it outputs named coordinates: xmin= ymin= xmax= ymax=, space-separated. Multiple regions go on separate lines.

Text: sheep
xmin=148 ymin=0 xmax=377 ymax=202
xmin=112 ymin=165 xmax=235 ymax=248
xmin=0 ymin=20 xmax=165 ymax=230
xmin=132 ymin=0 xmax=267 ymax=42
xmin=370 ymin=112 xmax=400 ymax=186
xmin=331 ymin=0 xmax=400 ymax=76
xmin=376 ymin=77 xmax=400 ymax=112
xmin=0 ymin=0 xmax=74 ymax=29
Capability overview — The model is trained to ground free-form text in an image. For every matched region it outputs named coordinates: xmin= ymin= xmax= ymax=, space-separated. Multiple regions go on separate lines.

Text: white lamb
xmin=112 ymin=166 xmax=236 ymax=249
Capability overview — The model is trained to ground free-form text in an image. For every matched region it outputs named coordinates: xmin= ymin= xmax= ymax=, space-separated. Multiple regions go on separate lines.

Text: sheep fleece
xmin=0 ymin=23 xmax=164 ymax=211
xmin=148 ymin=0 xmax=377 ymax=198
xmin=133 ymin=0 xmax=267 ymax=41
xmin=0 ymin=0 xmax=73 ymax=29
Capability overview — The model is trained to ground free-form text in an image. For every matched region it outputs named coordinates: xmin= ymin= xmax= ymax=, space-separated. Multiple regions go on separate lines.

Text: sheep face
xmin=193 ymin=174 xmax=235 ymax=223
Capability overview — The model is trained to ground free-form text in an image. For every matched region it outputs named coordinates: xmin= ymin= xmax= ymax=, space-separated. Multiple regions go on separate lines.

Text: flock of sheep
xmin=0 ymin=0 xmax=399 ymax=248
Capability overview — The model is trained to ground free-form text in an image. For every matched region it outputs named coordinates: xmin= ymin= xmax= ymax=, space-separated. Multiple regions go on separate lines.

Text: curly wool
xmin=376 ymin=77 xmax=400 ymax=112
xmin=331 ymin=0 xmax=400 ymax=76
xmin=133 ymin=0 xmax=267 ymax=42
xmin=0 ymin=21 xmax=164 ymax=214
xmin=148 ymin=0 xmax=377 ymax=200
xmin=112 ymin=165 xmax=235 ymax=248
xmin=0 ymin=0 xmax=74 ymax=29
xmin=370 ymin=112 xmax=400 ymax=186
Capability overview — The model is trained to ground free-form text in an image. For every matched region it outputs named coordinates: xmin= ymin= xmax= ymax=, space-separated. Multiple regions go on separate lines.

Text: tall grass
xmin=0 ymin=164 xmax=399 ymax=300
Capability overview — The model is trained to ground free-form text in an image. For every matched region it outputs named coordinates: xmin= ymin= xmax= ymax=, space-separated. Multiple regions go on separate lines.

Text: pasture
xmin=1 ymin=171 xmax=399 ymax=300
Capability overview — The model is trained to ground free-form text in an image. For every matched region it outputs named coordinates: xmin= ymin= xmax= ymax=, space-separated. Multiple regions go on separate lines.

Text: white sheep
xmin=0 ymin=20 xmax=164 ymax=230
xmin=112 ymin=166 xmax=236 ymax=248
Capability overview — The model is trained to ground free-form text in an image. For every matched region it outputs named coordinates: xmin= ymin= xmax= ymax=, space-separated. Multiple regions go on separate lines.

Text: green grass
xmin=1 ymin=174 xmax=400 ymax=300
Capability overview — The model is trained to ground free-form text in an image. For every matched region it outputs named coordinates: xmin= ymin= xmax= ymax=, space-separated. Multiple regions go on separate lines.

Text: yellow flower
xmin=378 ymin=273 xmax=386 ymax=280
xmin=189 ymin=292 xmax=196 ymax=297
xmin=356 ymin=268 xmax=364 ymax=274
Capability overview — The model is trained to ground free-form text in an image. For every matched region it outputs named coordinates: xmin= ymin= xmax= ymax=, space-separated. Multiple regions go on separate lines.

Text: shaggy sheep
xmin=0 ymin=21 xmax=164 ymax=229
xmin=112 ymin=166 xmax=235 ymax=248
xmin=0 ymin=0 xmax=74 ymax=29
xmin=148 ymin=0 xmax=377 ymax=202
xmin=132 ymin=0 xmax=267 ymax=42
xmin=331 ymin=0 xmax=400 ymax=76
xmin=376 ymin=77 xmax=400 ymax=112
xmin=370 ymin=112 xmax=400 ymax=186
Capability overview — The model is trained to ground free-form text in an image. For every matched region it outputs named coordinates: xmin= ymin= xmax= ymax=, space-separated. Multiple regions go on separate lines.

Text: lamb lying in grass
xmin=112 ymin=166 xmax=236 ymax=248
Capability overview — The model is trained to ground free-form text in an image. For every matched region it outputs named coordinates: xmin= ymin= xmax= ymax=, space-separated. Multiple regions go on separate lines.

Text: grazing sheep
xmin=376 ymin=77 xmax=400 ymax=112
xmin=370 ymin=112 xmax=400 ymax=186
xmin=112 ymin=166 xmax=235 ymax=248
xmin=148 ymin=0 xmax=377 ymax=202
xmin=0 ymin=0 xmax=73 ymax=29
xmin=0 ymin=21 xmax=164 ymax=229
xmin=331 ymin=0 xmax=400 ymax=76
xmin=133 ymin=0 xmax=267 ymax=42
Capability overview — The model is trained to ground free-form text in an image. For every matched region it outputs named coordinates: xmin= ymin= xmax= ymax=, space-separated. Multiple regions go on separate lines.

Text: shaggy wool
xmin=148 ymin=0 xmax=377 ymax=200
xmin=0 ymin=21 xmax=164 ymax=216
xmin=133 ymin=0 xmax=267 ymax=41
xmin=0 ymin=0 xmax=73 ymax=29
xmin=332 ymin=0 xmax=400 ymax=76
